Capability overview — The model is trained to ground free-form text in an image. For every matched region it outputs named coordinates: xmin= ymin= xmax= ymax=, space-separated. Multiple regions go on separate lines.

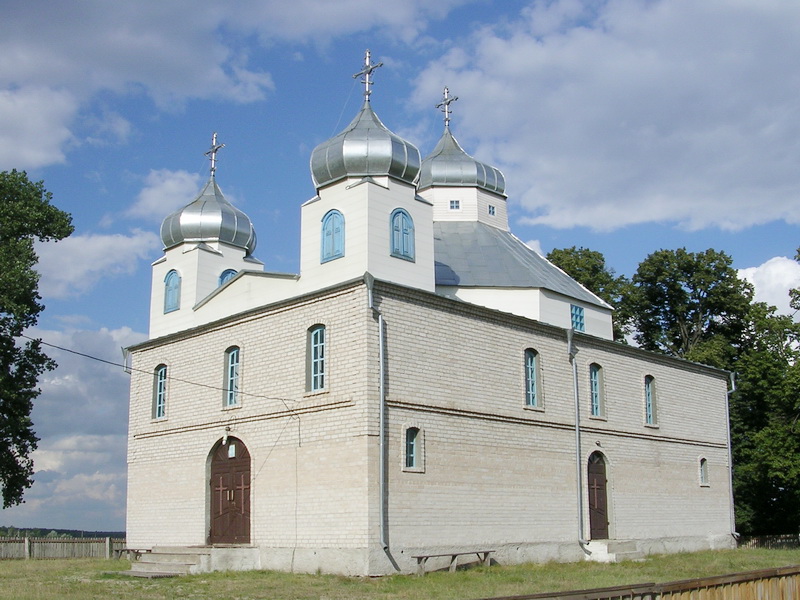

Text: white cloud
xmin=0 ymin=87 xmax=77 ymax=169
xmin=412 ymin=0 xmax=800 ymax=232
xmin=0 ymin=1 xmax=475 ymax=170
xmin=0 ymin=326 xmax=144 ymax=530
xmin=524 ymin=239 xmax=544 ymax=256
xmin=35 ymin=230 xmax=161 ymax=299
xmin=127 ymin=169 xmax=203 ymax=222
xmin=739 ymin=256 xmax=800 ymax=317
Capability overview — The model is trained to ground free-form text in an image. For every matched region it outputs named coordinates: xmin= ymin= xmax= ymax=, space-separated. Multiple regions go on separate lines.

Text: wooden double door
xmin=209 ymin=437 xmax=251 ymax=544
xmin=588 ymin=452 xmax=609 ymax=540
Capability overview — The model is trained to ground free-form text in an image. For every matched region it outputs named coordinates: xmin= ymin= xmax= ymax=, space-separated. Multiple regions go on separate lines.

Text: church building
xmin=125 ymin=52 xmax=736 ymax=576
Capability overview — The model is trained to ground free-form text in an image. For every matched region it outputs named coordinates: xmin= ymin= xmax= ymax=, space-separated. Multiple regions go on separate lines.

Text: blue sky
xmin=2 ymin=0 xmax=800 ymax=531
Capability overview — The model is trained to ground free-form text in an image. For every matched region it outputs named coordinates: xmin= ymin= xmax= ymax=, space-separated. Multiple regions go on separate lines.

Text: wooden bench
xmin=114 ymin=548 xmax=150 ymax=560
xmin=411 ymin=550 xmax=494 ymax=575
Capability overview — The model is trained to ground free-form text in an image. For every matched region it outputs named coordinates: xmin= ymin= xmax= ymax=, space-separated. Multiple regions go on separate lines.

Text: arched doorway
xmin=209 ymin=436 xmax=251 ymax=544
xmin=587 ymin=452 xmax=609 ymax=540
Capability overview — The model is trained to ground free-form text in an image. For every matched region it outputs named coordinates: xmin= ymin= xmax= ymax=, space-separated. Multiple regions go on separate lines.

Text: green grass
xmin=0 ymin=548 xmax=797 ymax=600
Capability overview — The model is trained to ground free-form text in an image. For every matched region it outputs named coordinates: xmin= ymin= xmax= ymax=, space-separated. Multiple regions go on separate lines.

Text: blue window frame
xmin=308 ymin=325 xmax=326 ymax=392
xmin=524 ymin=348 xmax=540 ymax=407
xmin=321 ymin=209 xmax=345 ymax=262
xmin=224 ymin=346 xmax=240 ymax=407
xmin=153 ymin=365 xmax=167 ymax=419
xmin=570 ymin=304 xmax=585 ymax=331
xmin=219 ymin=269 xmax=237 ymax=285
xmin=405 ymin=427 xmax=419 ymax=468
xmin=449 ymin=200 xmax=460 ymax=210
xmin=699 ymin=457 xmax=709 ymax=486
xmin=390 ymin=209 xmax=415 ymax=261
xmin=164 ymin=270 xmax=181 ymax=313
xmin=590 ymin=363 xmax=603 ymax=417
xmin=645 ymin=375 xmax=657 ymax=425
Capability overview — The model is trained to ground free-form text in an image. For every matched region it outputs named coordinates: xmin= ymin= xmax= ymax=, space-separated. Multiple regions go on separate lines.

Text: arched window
xmin=644 ymin=375 xmax=657 ymax=425
xmin=164 ymin=270 xmax=181 ymax=313
xmin=219 ymin=269 xmax=237 ymax=285
xmin=224 ymin=346 xmax=240 ymax=407
xmin=524 ymin=349 xmax=541 ymax=408
xmin=589 ymin=363 xmax=604 ymax=417
xmin=390 ymin=209 xmax=415 ymax=261
xmin=405 ymin=427 xmax=419 ymax=468
xmin=153 ymin=364 xmax=167 ymax=419
xmin=699 ymin=457 xmax=709 ymax=486
xmin=307 ymin=325 xmax=326 ymax=392
xmin=321 ymin=210 xmax=345 ymax=262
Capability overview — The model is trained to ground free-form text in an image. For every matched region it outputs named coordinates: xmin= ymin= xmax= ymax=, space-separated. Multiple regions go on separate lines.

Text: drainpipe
xmin=568 ymin=329 xmax=590 ymax=553
xmin=725 ymin=372 xmax=739 ymax=542
xmin=365 ymin=273 xmax=389 ymax=550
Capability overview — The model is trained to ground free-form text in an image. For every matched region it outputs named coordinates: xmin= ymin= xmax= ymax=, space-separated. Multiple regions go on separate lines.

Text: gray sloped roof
xmin=433 ymin=221 xmax=610 ymax=308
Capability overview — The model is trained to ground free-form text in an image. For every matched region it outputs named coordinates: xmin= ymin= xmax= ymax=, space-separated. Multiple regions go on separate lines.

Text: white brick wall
xmin=127 ymin=278 xmax=735 ymax=575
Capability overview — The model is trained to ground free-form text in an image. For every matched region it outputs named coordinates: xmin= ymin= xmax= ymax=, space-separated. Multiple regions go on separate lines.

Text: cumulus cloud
xmin=0 ymin=326 xmax=144 ymax=530
xmin=739 ymin=256 xmax=800 ymax=317
xmin=412 ymin=0 xmax=800 ymax=232
xmin=127 ymin=169 xmax=204 ymax=222
xmin=35 ymin=230 xmax=161 ymax=299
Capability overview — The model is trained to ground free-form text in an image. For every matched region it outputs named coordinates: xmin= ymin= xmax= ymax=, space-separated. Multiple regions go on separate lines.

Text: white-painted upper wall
xmin=419 ymin=186 xmax=508 ymax=230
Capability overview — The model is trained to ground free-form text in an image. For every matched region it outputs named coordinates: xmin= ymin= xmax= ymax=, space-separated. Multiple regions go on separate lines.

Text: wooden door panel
xmin=588 ymin=453 xmax=609 ymax=540
xmin=209 ymin=438 xmax=251 ymax=544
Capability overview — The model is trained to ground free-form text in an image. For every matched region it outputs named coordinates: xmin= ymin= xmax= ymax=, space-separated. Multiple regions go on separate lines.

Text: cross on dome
xmin=205 ymin=132 xmax=225 ymax=176
xmin=436 ymin=87 xmax=458 ymax=128
xmin=352 ymin=49 xmax=383 ymax=101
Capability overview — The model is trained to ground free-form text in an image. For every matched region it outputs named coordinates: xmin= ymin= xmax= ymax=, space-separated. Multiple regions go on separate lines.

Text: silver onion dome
xmin=418 ymin=127 xmax=506 ymax=196
xmin=310 ymin=101 xmax=421 ymax=189
xmin=160 ymin=177 xmax=257 ymax=255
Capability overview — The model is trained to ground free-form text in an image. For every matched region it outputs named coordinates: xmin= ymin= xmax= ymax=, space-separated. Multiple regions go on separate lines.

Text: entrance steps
xmin=584 ymin=540 xmax=644 ymax=563
xmin=126 ymin=545 xmax=260 ymax=577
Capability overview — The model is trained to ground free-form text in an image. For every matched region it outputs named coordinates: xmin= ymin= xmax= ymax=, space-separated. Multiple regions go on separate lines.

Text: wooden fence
xmin=479 ymin=565 xmax=800 ymax=600
xmin=739 ymin=534 xmax=800 ymax=550
xmin=0 ymin=537 xmax=126 ymax=559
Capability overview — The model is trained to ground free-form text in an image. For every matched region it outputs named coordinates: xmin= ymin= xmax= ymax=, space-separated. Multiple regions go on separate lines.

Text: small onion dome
xmin=418 ymin=127 xmax=505 ymax=195
xmin=310 ymin=101 xmax=421 ymax=189
xmin=160 ymin=177 xmax=257 ymax=255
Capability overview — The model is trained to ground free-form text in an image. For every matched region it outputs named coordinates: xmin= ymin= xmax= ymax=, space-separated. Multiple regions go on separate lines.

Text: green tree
xmin=627 ymin=248 xmax=753 ymax=367
xmin=0 ymin=170 xmax=73 ymax=507
xmin=546 ymin=246 xmax=633 ymax=341
xmin=728 ymin=301 xmax=800 ymax=535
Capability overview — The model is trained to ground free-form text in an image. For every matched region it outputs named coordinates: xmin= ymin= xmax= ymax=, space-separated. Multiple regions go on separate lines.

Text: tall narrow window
xmin=224 ymin=346 xmax=240 ymax=407
xmin=644 ymin=375 xmax=657 ymax=425
xmin=307 ymin=325 xmax=326 ymax=392
xmin=390 ymin=209 xmax=415 ymax=261
xmin=164 ymin=270 xmax=181 ymax=313
xmin=524 ymin=348 xmax=541 ymax=408
xmin=405 ymin=427 xmax=419 ymax=468
xmin=153 ymin=365 xmax=167 ymax=419
xmin=699 ymin=457 xmax=709 ymax=486
xmin=321 ymin=210 xmax=345 ymax=262
xmin=589 ymin=363 xmax=604 ymax=417
xmin=570 ymin=304 xmax=585 ymax=331
xmin=219 ymin=269 xmax=237 ymax=285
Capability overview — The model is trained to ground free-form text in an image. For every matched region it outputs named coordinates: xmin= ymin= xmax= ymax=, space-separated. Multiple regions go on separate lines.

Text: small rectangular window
xmin=488 ymin=205 xmax=496 ymax=216
xmin=307 ymin=325 xmax=326 ymax=392
xmin=224 ymin=347 xmax=240 ymax=407
xmin=570 ymin=305 xmax=585 ymax=331
xmin=153 ymin=365 xmax=167 ymax=419
xmin=449 ymin=200 xmax=460 ymax=210
xmin=645 ymin=375 xmax=657 ymax=425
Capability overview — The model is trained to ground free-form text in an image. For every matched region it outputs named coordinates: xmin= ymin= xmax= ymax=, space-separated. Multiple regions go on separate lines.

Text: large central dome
xmin=310 ymin=101 xmax=421 ymax=189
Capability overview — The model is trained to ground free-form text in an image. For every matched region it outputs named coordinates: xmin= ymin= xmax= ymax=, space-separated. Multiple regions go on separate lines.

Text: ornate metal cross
xmin=205 ymin=132 xmax=225 ymax=176
xmin=436 ymin=87 xmax=459 ymax=128
xmin=353 ymin=49 xmax=383 ymax=100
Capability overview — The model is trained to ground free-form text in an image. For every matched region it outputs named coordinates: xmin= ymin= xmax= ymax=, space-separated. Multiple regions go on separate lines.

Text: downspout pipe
xmin=568 ymin=329 xmax=590 ymax=553
xmin=726 ymin=372 xmax=740 ymax=542
xmin=365 ymin=273 xmax=389 ymax=551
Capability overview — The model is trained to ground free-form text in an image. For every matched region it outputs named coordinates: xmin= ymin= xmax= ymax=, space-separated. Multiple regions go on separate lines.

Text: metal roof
xmin=310 ymin=100 xmax=421 ymax=189
xmin=160 ymin=177 xmax=257 ymax=255
xmin=419 ymin=127 xmax=506 ymax=195
xmin=434 ymin=221 xmax=609 ymax=308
